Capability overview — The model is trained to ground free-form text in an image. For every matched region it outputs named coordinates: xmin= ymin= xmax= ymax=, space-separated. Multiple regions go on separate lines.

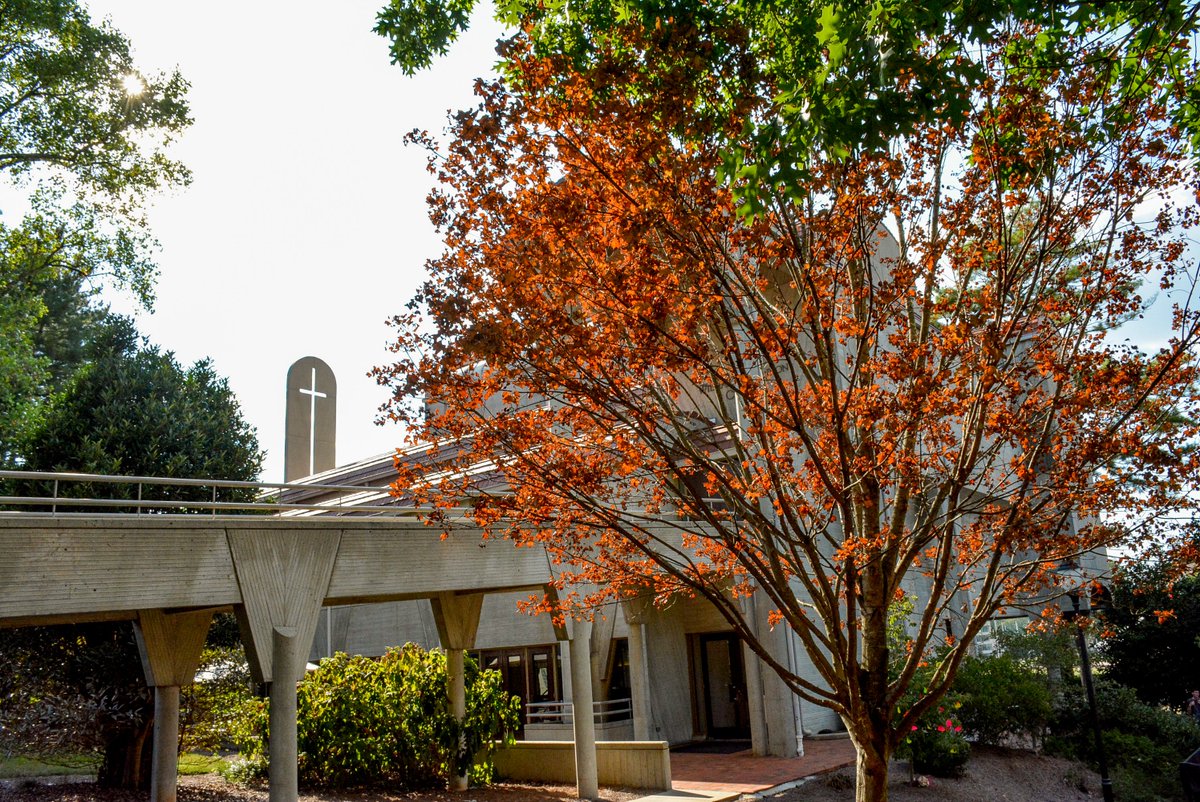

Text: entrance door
xmin=698 ymin=633 xmax=751 ymax=739
xmin=474 ymin=645 xmax=561 ymax=737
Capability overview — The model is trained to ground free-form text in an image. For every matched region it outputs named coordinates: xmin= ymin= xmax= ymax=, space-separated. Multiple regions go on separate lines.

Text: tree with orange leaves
xmin=376 ymin=18 xmax=1200 ymax=801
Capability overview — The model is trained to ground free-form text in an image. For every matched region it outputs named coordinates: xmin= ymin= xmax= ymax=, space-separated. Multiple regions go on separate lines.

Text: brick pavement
xmin=669 ymin=738 xmax=856 ymax=794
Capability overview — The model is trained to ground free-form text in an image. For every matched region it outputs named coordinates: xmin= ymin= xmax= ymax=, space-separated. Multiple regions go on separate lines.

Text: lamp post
xmin=1060 ymin=584 xmax=1115 ymax=802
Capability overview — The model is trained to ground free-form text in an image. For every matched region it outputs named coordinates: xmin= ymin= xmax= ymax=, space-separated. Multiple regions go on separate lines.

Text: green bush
xmin=953 ymin=653 xmax=1051 ymax=747
xmin=1046 ymin=680 xmax=1200 ymax=802
xmin=228 ymin=645 xmax=520 ymax=789
xmin=180 ymin=647 xmax=256 ymax=755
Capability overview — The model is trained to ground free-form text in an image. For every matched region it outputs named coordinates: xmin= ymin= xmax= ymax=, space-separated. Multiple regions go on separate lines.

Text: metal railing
xmin=526 ymin=697 xmax=633 ymax=725
xmin=0 ymin=469 xmax=466 ymax=518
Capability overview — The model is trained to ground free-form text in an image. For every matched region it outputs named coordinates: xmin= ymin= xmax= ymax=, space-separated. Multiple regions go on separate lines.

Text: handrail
xmin=0 ymin=469 xmax=703 ymax=523
xmin=526 ymin=697 xmax=633 ymax=724
xmin=0 ymin=469 xmax=378 ymax=494
xmin=0 ymin=469 xmax=470 ymax=518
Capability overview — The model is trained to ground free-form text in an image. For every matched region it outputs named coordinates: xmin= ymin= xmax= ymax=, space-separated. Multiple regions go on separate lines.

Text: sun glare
xmin=121 ymin=73 xmax=146 ymax=96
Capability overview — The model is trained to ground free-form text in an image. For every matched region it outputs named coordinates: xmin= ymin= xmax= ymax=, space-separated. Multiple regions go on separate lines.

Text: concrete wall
xmin=309 ymin=591 xmax=568 ymax=663
xmin=476 ymin=591 xmax=560 ymax=649
xmin=310 ymin=600 xmax=441 ymax=662
xmin=493 ymin=741 xmax=671 ymax=790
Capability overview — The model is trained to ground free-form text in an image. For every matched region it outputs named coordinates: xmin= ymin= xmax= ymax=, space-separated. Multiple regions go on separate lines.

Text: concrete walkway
xmin=631 ymin=790 xmax=745 ymax=802
xmin=668 ymin=737 xmax=856 ymax=795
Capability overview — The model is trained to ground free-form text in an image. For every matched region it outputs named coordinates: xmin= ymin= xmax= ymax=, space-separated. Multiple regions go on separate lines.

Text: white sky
xmin=79 ymin=1 xmax=507 ymax=482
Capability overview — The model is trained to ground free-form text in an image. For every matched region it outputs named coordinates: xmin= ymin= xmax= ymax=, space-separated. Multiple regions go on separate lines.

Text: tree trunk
xmin=97 ymin=718 xmax=153 ymax=789
xmin=853 ymin=738 xmax=890 ymax=802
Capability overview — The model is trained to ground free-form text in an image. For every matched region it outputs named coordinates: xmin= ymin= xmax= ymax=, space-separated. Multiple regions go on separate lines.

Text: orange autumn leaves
xmin=377 ymin=21 xmax=1200 ymax=726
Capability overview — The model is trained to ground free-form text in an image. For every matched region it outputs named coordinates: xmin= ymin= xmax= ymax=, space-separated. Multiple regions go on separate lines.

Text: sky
xmin=65 ymin=0 xmax=508 ymax=483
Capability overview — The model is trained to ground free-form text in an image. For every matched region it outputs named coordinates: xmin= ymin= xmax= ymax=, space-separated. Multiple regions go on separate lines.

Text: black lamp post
xmin=1060 ymin=584 xmax=1115 ymax=802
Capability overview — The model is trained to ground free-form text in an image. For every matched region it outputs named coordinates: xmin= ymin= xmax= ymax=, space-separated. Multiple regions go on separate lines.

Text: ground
xmin=0 ymin=748 xmax=1103 ymax=801
xmin=0 ymin=779 xmax=642 ymax=802
xmin=777 ymin=746 xmax=1103 ymax=801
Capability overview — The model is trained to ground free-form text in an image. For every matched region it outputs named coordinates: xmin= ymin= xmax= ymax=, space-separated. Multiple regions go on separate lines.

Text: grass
xmin=0 ymin=752 xmax=226 ymax=779
xmin=0 ymin=754 xmax=98 ymax=779
xmin=179 ymin=753 xmax=227 ymax=775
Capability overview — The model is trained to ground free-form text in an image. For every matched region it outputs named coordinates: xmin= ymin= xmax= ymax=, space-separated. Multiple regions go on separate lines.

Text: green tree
xmin=20 ymin=315 xmax=263 ymax=489
xmin=2 ymin=316 xmax=263 ymax=789
xmin=0 ymin=0 xmax=191 ymax=460
xmin=1100 ymin=566 xmax=1200 ymax=709
xmin=0 ymin=623 xmax=154 ymax=786
xmin=377 ymin=0 xmax=1200 ymax=211
xmin=0 ymin=0 xmax=190 ymax=197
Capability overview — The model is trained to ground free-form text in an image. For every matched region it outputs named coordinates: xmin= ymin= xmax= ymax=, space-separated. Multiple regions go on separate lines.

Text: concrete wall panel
xmin=0 ymin=523 xmax=238 ymax=621
xmin=326 ymin=530 xmax=552 ymax=602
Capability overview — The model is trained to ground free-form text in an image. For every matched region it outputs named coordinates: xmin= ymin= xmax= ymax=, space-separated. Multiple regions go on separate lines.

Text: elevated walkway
xmin=0 ymin=470 xmax=583 ymax=802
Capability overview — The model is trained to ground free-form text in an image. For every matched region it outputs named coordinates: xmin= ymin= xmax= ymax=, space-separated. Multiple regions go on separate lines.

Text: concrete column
xmin=431 ymin=592 xmax=484 ymax=792
xmin=627 ymin=622 xmax=652 ymax=741
xmin=150 ymin=685 xmax=181 ymax=802
xmin=134 ymin=609 xmax=213 ymax=802
xmin=743 ymin=641 xmax=768 ymax=755
xmin=448 ymin=648 xmax=468 ymax=792
xmin=740 ymin=596 xmax=769 ymax=756
xmin=569 ymin=619 xmax=599 ymax=800
xmin=269 ymin=626 xmax=301 ymax=802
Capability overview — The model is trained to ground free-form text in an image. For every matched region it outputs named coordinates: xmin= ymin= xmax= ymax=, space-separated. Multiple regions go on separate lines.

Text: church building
xmin=278 ymin=358 xmax=838 ymax=757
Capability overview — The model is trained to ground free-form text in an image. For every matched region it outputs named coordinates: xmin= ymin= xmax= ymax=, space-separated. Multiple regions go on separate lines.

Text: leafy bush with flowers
xmin=895 ymin=697 xmax=971 ymax=778
xmin=887 ymin=598 xmax=971 ymax=777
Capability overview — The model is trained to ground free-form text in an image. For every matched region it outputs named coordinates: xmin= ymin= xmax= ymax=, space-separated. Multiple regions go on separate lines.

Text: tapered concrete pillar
xmin=269 ymin=626 xmax=302 ymax=802
xmin=569 ymin=619 xmax=599 ymax=800
xmin=134 ymin=609 xmax=214 ymax=802
xmin=227 ymin=529 xmax=341 ymax=802
xmin=432 ymin=592 xmax=484 ymax=792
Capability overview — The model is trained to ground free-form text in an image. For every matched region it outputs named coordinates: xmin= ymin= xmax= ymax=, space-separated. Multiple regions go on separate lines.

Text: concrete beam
xmin=227 ymin=529 xmax=341 ymax=683
xmin=0 ymin=518 xmax=562 ymax=629
xmin=0 ymin=523 xmax=238 ymax=622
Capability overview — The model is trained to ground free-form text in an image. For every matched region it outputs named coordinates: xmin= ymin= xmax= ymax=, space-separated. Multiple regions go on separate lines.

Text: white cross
xmin=299 ymin=367 xmax=327 ymax=476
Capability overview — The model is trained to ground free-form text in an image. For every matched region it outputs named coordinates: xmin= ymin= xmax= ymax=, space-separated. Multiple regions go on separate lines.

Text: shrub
xmin=228 ymin=645 xmax=520 ymax=789
xmin=953 ymin=653 xmax=1051 ymax=747
xmin=1046 ymin=680 xmax=1200 ymax=802
xmin=892 ymin=644 xmax=972 ymax=778
xmin=896 ymin=706 xmax=971 ymax=777
xmin=179 ymin=647 xmax=256 ymax=755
